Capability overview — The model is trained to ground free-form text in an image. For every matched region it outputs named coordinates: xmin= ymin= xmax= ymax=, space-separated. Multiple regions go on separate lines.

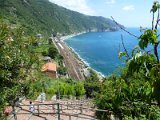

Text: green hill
xmin=0 ymin=0 xmax=122 ymax=35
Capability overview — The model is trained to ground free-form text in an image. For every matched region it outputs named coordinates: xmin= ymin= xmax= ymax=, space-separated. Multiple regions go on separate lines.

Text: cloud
xmin=49 ymin=0 xmax=94 ymax=15
xmin=106 ymin=0 xmax=116 ymax=4
xmin=122 ymin=5 xmax=135 ymax=11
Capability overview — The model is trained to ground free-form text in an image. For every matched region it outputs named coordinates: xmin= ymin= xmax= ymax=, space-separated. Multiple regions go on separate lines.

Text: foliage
xmin=95 ymin=1 xmax=160 ymax=119
xmin=84 ymin=70 xmax=101 ymax=98
xmin=57 ymin=66 xmax=67 ymax=76
xmin=0 ymin=20 xmax=39 ymax=115
xmin=34 ymin=40 xmax=65 ymax=75
xmin=138 ymin=29 xmax=157 ymax=49
xmin=74 ymin=82 xmax=86 ymax=97
xmin=48 ymin=46 xmax=59 ymax=59
xmin=27 ymin=77 xmax=86 ymax=100
xmin=0 ymin=0 xmax=121 ymax=35
xmin=95 ymin=71 xmax=160 ymax=119
xmin=126 ymin=1 xmax=160 ymax=105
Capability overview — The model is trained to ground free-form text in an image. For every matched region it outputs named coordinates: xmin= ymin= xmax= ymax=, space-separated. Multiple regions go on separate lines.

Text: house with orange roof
xmin=41 ymin=62 xmax=57 ymax=78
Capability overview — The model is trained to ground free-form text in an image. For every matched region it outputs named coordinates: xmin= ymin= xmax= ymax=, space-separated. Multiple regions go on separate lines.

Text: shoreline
xmin=61 ymin=32 xmax=105 ymax=78
xmin=66 ymin=44 xmax=105 ymax=78
xmin=61 ymin=31 xmax=87 ymax=41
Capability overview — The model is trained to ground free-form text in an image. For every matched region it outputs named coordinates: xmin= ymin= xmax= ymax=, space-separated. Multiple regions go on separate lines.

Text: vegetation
xmin=26 ymin=76 xmax=86 ymax=100
xmin=0 ymin=0 xmax=122 ymax=35
xmin=38 ymin=44 xmax=66 ymax=75
xmin=48 ymin=46 xmax=59 ymax=59
xmin=0 ymin=20 xmax=40 ymax=114
xmin=0 ymin=19 xmax=83 ymax=117
xmin=57 ymin=66 xmax=67 ymax=76
xmin=94 ymin=1 xmax=160 ymax=119
xmin=84 ymin=70 xmax=101 ymax=98
xmin=0 ymin=0 xmax=160 ymax=120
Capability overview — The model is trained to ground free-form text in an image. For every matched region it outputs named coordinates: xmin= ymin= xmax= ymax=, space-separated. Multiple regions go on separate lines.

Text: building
xmin=41 ymin=62 xmax=57 ymax=78
xmin=41 ymin=56 xmax=52 ymax=62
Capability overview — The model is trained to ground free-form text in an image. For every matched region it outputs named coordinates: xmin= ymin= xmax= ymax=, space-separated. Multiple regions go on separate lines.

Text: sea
xmin=65 ymin=28 xmax=160 ymax=76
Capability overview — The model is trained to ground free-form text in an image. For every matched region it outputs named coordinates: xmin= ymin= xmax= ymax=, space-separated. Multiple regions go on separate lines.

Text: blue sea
xmin=65 ymin=28 xmax=160 ymax=76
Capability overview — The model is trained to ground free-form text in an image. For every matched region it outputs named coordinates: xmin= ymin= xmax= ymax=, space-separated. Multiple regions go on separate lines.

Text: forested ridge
xmin=0 ymin=0 xmax=121 ymax=35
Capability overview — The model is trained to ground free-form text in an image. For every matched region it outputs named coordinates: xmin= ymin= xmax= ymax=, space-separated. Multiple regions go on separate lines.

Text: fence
xmin=7 ymin=101 xmax=114 ymax=120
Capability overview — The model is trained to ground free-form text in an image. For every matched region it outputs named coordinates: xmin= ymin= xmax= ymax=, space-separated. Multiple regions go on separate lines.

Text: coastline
xmin=61 ymin=32 xmax=105 ymax=78
xmin=61 ymin=31 xmax=87 ymax=41
xmin=66 ymin=43 xmax=105 ymax=78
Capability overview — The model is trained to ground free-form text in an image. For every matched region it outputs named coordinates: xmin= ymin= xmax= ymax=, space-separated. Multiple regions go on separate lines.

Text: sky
xmin=49 ymin=0 xmax=158 ymax=27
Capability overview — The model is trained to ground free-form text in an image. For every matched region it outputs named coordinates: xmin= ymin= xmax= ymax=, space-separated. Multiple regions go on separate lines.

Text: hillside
xmin=0 ymin=0 xmax=122 ymax=35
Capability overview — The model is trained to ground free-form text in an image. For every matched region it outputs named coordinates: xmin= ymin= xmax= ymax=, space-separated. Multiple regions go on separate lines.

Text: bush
xmin=27 ymin=78 xmax=86 ymax=100
xmin=84 ymin=70 xmax=101 ymax=98
xmin=74 ymin=82 xmax=86 ymax=97
xmin=48 ymin=46 xmax=58 ymax=59
xmin=57 ymin=66 xmax=67 ymax=75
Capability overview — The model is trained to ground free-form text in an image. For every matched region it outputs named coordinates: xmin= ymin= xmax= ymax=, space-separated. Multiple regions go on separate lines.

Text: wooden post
xmin=80 ymin=103 xmax=82 ymax=114
xmin=52 ymin=104 xmax=53 ymax=110
xmin=37 ymin=105 xmax=40 ymax=116
xmin=61 ymin=104 xmax=63 ymax=113
xmin=57 ymin=103 xmax=60 ymax=120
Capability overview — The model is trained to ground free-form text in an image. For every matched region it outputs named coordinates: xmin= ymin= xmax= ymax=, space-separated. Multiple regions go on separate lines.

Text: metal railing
xmin=8 ymin=100 xmax=113 ymax=120
xmin=8 ymin=96 xmax=114 ymax=120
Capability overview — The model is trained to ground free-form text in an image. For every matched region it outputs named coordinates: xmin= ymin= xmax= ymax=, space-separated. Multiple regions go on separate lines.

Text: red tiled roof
xmin=41 ymin=62 xmax=56 ymax=72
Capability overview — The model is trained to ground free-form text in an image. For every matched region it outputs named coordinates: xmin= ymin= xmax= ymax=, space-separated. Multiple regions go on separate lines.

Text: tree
xmin=0 ymin=20 xmax=39 ymax=114
xmin=57 ymin=66 xmax=67 ymax=76
xmin=48 ymin=46 xmax=58 ymax=59
xmin=95 ymin=1 xmax=160 ymax=119
xmin=125 ymin=1 xmax=160 ymax=105
xmin=116 ymin=1 xmax=160 ymax=106
xmin=84 ymin=70 xmax=101 ymax=98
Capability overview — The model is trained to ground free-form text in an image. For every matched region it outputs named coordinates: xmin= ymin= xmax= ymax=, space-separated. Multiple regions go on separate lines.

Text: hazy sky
xmin=49 ymin=0 xmax=157 ymax=27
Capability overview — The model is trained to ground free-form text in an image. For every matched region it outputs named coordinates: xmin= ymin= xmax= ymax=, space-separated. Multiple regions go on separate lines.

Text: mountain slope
xmin=0 ymin=0 xmax=122 ymax=35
